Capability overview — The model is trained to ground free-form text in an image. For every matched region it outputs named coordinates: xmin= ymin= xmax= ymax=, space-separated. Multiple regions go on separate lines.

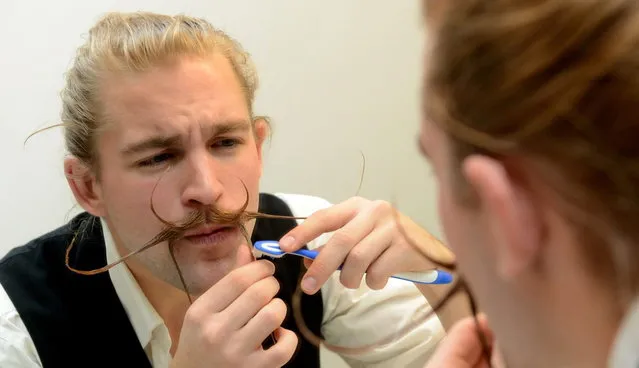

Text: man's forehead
xmin=99 ymin=55 xmax=248 ymax=124
xmin=100 ymin=102 xmax=250 ymax=138
xmin=100 ymin=86 xmax=246 ymax=126
xmin=97 ymin=77 xmax=252 ymax=149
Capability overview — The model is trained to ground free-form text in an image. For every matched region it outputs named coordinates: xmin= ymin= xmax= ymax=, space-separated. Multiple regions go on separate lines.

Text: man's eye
xmin=138 ymin=153 xmax=175 ymax=167
xmin=213 ymin=138 xmax=240 ymax=148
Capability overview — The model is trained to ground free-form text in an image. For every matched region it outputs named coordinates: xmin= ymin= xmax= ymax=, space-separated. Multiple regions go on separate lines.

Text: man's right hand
xmin=171 ymin=260 xmax=298 ymax=368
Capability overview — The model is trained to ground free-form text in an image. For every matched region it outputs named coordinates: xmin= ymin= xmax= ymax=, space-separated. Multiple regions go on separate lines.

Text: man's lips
xmin=183 ymin=225 xmax=234 ymax=238
xmin=182 ymin=226 xmax=239 ymax=247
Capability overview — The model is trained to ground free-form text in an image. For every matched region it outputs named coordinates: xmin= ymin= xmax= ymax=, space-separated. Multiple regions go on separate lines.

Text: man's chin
xmin=185 ymin=243 xmax=256 ymax=295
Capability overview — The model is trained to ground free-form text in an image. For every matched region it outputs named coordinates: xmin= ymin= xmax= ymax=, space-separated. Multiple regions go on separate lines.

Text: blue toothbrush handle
xmin=292 ymin=248 xmax=453 ymax=285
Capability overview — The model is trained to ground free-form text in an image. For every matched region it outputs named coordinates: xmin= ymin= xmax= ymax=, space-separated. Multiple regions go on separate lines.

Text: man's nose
xmin=181 ymin=153 xmax=224 ymax=208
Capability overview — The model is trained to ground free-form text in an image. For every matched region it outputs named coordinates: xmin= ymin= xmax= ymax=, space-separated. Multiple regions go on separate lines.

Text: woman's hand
xmin=425 ymin=315 xmax=505 ymax=368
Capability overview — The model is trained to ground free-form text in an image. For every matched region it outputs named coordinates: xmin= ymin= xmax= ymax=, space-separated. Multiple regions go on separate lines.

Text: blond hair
xmin=60 ymin=11 xmax=259 ymax=169
xmin=426 ymin=0 xmax=639 ymax=304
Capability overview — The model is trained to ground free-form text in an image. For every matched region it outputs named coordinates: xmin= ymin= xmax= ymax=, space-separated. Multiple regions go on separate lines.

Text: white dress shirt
xmin=0 ymin=193 xmax=445 ymax=367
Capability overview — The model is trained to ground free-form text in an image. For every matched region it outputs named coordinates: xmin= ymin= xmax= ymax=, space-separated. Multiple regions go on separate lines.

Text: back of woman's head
xmin=425 ymin=0 xmax=639 ymax=304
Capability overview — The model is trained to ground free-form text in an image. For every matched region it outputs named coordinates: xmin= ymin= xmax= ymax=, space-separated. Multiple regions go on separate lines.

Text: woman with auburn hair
xmin=417 ymin=0 xmax=639 ymax=367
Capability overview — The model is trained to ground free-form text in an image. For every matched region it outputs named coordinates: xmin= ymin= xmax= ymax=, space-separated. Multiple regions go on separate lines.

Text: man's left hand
xmin=278 ymin=196 xmax=454 ymax=294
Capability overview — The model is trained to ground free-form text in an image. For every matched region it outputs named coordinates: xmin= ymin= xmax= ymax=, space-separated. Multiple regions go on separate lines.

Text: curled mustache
xmin=64 ymin=182 xmax=305 ymax=277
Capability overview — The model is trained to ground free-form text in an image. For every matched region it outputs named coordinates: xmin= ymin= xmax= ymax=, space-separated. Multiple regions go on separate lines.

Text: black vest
xmin=0 ymin=193 xmax=323 ymax=368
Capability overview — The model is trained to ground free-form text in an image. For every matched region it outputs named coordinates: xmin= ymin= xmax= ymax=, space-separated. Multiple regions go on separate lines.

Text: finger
xmin=491 ymin=340 xmax=507 ymax=368
xmin=428 ymin=316 xmax=490 ymax=367
xmin=426 ymin=315 xmax=494 ymax=368
xmin=457 ymin=314 xmax=494 ymax=363
xmin=253 ymin=327 xmax=299 ymax=368
xmin=364 ymin=247 xmax=397 ymax=290
xmin=279 ymin=197 xmax=366 ymax=252
xmin=221 ymin=276 xmax=280 ymax=330
xmin=363 ymin=224 xmax=426 ymax=290
xmin=237 ymin=298 xmax=288 ymax=352
xmin=301 ymin=208 xmax=378 ymax=294
xmin=194 ymin=259 xmax=275 ymax=313
xmin=339 ymin=228 xmax=392 ymax=289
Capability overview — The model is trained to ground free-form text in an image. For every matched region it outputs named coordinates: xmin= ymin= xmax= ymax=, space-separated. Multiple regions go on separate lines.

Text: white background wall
xmin=0 ymin=0 xmax=440 ymax=366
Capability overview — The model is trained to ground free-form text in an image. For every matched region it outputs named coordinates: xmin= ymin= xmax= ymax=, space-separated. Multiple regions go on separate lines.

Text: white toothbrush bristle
xmin=252 ymin=248 xmax=285 ymax=259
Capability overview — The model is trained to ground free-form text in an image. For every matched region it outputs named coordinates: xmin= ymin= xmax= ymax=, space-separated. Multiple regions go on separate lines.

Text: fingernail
xmin=301 ymin=276 xmax=316 ymax=293
xmin=280 ymin=235 xmax=295 ymax=250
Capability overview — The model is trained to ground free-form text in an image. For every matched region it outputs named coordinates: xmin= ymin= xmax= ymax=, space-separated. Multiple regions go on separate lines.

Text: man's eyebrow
xmin=120 ymin=120 xmax=252 ymax=156
xmin=212 ymin=120 xmax=251 ymax=135
xmin=121 ymin=135 xmax=181 ymax=156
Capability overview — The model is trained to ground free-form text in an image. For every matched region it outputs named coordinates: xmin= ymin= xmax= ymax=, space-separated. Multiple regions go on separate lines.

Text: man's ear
xmin=64 ymin=156 xmax=106 ymax=217
xmin=461 ymin=154 xmax=544 ymax=280
xmin=253 ymin=117 xmax=270 ymax=174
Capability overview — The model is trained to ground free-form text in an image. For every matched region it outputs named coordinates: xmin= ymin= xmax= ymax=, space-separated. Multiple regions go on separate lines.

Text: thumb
xmin=491 ymin=341 xmax=507 ymax=368
xmin=426 ymin=314 xmax=494 ymax=368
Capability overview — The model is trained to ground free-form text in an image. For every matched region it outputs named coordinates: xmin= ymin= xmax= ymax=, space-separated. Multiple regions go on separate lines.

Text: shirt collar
xmin=101 ymin=218 xmax=166 ymax=349
xmin=609 ymin=297 xmax=639 ymax=368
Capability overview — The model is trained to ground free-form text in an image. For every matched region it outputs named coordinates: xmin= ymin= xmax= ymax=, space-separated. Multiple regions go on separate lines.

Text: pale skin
xmin=64 ymin=52 xmax=461 ymax=367
xmin=417 ymin=102 xmax=622 ymax=368
xmin=425 ymin=314 xmax=496 ymax=368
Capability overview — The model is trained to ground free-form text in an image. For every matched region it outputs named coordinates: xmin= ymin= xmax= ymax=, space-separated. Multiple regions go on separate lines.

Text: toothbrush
xmin=253 ymin=240 xmax=453 ymax=285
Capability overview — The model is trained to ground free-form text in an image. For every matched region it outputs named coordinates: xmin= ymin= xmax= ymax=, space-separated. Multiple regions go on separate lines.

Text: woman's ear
xmin=64 ymin=156 xmax=106 ymax=217
xmin=462 ymin=154 xmax=544 ymax=280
